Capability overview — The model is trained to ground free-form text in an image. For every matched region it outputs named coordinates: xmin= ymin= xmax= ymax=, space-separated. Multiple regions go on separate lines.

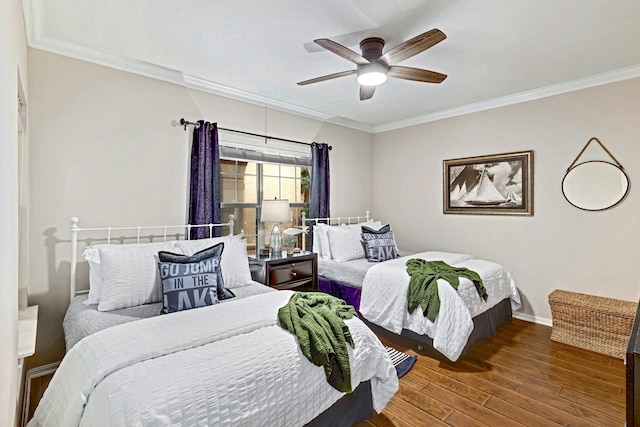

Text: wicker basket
xmin=548 ymin=289 xmax=638 ymax=359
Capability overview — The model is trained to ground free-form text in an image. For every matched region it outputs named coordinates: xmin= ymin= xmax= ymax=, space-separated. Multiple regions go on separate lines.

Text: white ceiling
xmin=22 ymin=0 xmax=640 ymax=132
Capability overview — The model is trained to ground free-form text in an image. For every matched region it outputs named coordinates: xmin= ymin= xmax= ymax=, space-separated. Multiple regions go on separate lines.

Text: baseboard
xmin=513 ymin=311 xmax=553 ymax=327
xmin=21 ymin=361 xmax=60 ymax=427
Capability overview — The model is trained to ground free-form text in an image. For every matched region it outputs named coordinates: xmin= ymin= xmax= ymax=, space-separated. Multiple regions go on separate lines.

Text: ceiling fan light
xmin=357 ymin=71 xmax=387 ymax=86
xmin=357 ymin=62 xmax=388 ymax=86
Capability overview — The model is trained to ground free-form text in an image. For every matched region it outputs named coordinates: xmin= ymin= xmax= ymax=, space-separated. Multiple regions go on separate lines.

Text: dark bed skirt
xmin=305 ymin=380 xmax=373 ymax=427
xmin=364 ymin=297 xmax=513 ymax=361
xmin=319 ymin=277 xmax=512 ymax=361
xmin=318 ymin=277 xmax=362 ymax=312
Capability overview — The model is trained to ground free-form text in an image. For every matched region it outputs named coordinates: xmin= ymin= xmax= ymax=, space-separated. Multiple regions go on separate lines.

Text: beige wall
xmin=373 ymin=77 xmax=640 ymax=323
xmin=1 ymin=0 xmax=29 ymax=424
xmin=26 ymin=49 xmax=374 ymax=365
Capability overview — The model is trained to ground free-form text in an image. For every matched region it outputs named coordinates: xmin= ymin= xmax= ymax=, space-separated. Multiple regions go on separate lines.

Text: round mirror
xmin=562 ymin=161 xmax=629 ymax=211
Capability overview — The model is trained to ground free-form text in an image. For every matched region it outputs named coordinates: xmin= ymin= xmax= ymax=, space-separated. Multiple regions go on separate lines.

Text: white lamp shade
xmin=260 ymin=199 xmax=290 ymax=222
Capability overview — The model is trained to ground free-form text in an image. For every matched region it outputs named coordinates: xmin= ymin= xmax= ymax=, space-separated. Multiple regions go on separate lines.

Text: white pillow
xmin=174 ymin=234 xmax=252 ymax=289
xmin=83 ymin=241 xmax=183 ymax=306
xmin=326 ymin=225 xmax=365 ymax=262
xmin=97 ymin=241 xmax=181 ymax=312
xmin=324 ymin=220 xmax=384 ymax=262
xmin=312 ymin=227 xmax=322 ymax=256
xmin=82 ymin=247 xmax=102 ymax=305
xmin=314 ymin=224 xmax=332 ymax=260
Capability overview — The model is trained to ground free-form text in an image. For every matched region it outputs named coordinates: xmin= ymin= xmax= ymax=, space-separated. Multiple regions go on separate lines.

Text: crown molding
xmin=22 ymin=0 xmax=374 ymax=133
xmin=21 ymin=0 xmax=41 ymax=46
xmin=22 ymin=0 xmax=640 ymax=135
xmin=27 ymin=34 xmax=376 ymax=133
xmin=374 ymin=64 xmax=640 ymax=133
xmin=181 ymin=74 xmax=374 ymax=133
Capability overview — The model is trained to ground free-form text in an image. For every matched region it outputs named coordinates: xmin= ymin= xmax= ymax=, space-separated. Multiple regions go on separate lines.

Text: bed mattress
xmin=318 ymin=258 xmax=373 ymax=288
xmin=317 ymin=250 xmax=414 ymax=289
xmin=63 ymin=281 xmax=275 ymax=350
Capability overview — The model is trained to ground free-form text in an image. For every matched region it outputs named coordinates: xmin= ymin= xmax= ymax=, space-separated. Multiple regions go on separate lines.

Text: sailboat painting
xmin=443 ymin=151 xmax=533 ymax=216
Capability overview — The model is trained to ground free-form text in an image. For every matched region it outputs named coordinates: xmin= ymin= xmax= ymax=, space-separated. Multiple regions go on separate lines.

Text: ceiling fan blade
xmin=388 ymin=66 xmax=447 ymax=83
xmin=359 ymin=86 xmax=375 ymax=101
xmin=297 ymin=70 xmax=356 ymax=86
xmin=381 ymin=29 xmax=446 ymax=65
xmin=314 ymin=39 xmax=370 ymax=65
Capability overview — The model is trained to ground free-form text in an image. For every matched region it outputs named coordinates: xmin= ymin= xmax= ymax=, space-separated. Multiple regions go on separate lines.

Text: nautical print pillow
xmin=361 ymin=224 xmax=399 ymax=263
xmin=157 ymin=243 xmax=234 ymax=314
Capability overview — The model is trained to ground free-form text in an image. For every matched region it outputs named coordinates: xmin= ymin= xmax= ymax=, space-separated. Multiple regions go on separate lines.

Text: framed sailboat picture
xmin=443 ymin=150 xmax=533 ymax=216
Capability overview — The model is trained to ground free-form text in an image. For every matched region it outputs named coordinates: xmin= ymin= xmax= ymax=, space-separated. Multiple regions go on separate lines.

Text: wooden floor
xmin=356 ymin=319 xmax=626 ymax=427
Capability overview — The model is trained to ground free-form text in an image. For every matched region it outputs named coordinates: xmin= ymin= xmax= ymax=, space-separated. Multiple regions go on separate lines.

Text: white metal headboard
xmin=69 ymin=215 xmax=235 ymax=303
xmin=300 ymin=211 xmax=370 ymax=250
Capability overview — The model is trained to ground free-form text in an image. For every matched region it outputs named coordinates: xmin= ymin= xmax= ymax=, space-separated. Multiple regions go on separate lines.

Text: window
xmin=220 ymin=148 xmax=310 ymax=253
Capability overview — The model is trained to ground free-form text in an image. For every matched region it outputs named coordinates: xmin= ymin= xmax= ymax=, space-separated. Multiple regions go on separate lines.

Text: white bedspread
xmin=318 ymin=257 xmax=374 ymax=288
xmin=29 ymin=291 xmax=398 ymax=427
xmin=317 ymin=250 xmax=415 ymax=289
xmin=63 ymin=281 xmax=275 ymax=351
xmin=359 ymin=251 xmax=521 ymax=361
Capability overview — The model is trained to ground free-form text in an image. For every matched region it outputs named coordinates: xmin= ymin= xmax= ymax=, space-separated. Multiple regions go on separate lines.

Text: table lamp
xmin=260 ymin=199 xmax=290 ymax=257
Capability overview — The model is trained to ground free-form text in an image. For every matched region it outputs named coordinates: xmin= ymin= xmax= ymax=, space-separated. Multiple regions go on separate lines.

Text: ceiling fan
xmin=297 ymin=29 xmax=447 ymax=101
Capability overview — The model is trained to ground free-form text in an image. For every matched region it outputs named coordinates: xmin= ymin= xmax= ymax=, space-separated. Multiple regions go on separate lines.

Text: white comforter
xmin=29 ymin=291 xmax=398 ymax=427
xmin=360 ymin=251 xmax=521 ymax=361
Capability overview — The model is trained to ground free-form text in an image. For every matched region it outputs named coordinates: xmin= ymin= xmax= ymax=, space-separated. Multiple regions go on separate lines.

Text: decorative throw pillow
xmin=344 ymin=220 xmax=382 ymax=232
xmin=174 ymin=235 xmax=252 ymax=288
xmin=361 ymin=224 xmax=399 ymax=262
xmin=157 ymin=243 xmax=233 ymax=314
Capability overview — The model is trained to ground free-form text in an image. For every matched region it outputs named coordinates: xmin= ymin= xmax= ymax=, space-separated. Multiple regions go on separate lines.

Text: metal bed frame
xmin=64 ymin=214 xmax=376 ymax=425
xmin=68 ymin=215 xmax=235 ymax=303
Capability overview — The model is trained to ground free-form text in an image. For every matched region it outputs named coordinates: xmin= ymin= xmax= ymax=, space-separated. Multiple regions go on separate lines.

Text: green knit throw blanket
xmin=278 ymin=292 xmax=357 ymax=393
xmin=406 ymin=259 xmax=488 ymax=322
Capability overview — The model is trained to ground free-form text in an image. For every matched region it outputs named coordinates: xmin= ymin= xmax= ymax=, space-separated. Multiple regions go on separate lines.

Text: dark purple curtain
xmin=189 ymin=121 xmax=221 ymax=239
xmin=310 ymin=143 xmax=330 ymax=219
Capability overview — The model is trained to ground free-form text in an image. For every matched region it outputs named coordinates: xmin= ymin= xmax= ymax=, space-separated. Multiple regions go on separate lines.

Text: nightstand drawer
xmin=269 ymin=260 xmax=313 ymax=286
xmin=248 ymin=252 xmax=317 ymax=291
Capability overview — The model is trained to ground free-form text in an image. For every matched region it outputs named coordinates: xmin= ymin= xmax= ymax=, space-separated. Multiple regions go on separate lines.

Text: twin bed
xmin=302 ymin=212 xmax=522 ymax=361
xmin=29 ymin=217 xmax=398 ymax=426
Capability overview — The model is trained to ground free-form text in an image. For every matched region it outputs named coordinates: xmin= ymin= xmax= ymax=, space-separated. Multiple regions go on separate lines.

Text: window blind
xmin=220 ymin=143 xmax=311 ymax=167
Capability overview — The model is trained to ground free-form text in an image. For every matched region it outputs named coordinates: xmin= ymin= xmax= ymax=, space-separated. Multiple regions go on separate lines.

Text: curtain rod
xmin=178 ymin=118 xmax=332 ymax=150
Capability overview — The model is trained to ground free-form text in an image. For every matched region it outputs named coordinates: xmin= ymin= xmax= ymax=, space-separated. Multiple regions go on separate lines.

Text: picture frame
xmin=443 ymin=150 xmax=533 ymax=216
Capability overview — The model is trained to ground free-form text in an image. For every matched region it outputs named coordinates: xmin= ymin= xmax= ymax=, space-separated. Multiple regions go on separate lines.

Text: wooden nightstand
xmin=248 ymin=252 xmax=317 ymax=291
